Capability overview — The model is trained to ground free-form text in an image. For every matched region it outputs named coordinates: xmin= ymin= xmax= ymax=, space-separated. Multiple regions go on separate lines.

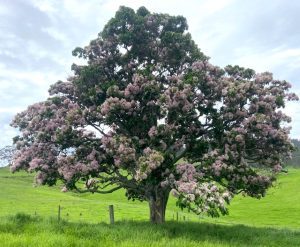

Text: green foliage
xmin=224 ymin=65 xmax=255 ymax=79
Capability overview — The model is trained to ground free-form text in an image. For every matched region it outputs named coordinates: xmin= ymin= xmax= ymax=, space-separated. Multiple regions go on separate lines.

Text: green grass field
xmin=1 ymin=167 xmax=300 ymax=246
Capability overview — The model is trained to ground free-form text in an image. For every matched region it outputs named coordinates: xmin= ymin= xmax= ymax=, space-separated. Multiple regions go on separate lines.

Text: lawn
xmin=1 ymin=166 xmax=300 ymax=246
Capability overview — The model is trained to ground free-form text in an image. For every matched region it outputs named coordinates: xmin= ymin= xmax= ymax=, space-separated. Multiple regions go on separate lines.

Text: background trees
xmin=0 ymin=146 xmax=15 ymax=167
xmin=11 ymin=6 xmax=298 ymax=223
xmin=287 ymin=139 xmax=300 ymax=167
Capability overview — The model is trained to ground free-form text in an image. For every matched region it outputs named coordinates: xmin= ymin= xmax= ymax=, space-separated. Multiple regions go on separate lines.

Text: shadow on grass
xmin=112 ymin=220 xmax=300 ymax=246
xmin=1 ymin=214 xmax=300 ymax=246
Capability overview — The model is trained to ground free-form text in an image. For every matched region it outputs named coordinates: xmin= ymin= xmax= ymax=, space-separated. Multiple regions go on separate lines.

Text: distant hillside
xmin=0 ymin=146 xmax=14 ymax=167
xmin=1 ymin=166 xmax=300 ymax=229
xmin=287 ymin=139 xmax=300 ymax=167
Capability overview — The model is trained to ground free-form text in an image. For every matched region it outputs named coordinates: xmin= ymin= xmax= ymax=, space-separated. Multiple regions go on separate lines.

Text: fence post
xmin=109 ymin=205 xmax=114 ymax=224
xmin=58 ymin=205 xmax=61 ymax=222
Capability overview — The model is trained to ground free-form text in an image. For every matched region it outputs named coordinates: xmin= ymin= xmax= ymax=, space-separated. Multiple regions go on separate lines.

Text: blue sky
xmin=0 ymin=0 xmax=299 ymax=148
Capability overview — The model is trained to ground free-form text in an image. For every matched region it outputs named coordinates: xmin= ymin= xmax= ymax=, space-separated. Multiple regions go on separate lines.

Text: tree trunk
xmin=148 ymin=190 xmax=169 ymax=224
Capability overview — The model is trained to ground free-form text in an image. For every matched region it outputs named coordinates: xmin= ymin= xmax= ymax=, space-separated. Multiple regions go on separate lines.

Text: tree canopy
xmin=11 ymin=6 xmax=298 ymax=223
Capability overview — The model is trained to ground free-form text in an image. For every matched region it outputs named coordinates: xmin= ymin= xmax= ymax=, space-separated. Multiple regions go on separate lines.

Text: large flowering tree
xmin=11 ymin=6 xmax=298 ymax=223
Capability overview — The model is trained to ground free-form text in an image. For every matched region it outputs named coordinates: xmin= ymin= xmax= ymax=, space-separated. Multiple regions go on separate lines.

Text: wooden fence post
xmin=58 ymin=205 xmax=61 ymax=222
xmin=109 ymin=205 xmax=114 ymax=224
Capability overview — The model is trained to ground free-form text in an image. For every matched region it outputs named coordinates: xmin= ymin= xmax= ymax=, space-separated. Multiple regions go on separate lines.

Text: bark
xmin=148 ymin=190 xmax=169 ymax=224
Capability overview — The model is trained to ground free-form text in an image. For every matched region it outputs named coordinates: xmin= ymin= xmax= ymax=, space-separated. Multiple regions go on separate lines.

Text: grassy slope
xmin=211 ymin=169 xmax=300 ymax=228
xmin=0 ymin=167 xmax=200 ymax=223
xmin=1 ymin=167 xmax=300 ymax=246
xmin=1 ymin=167 xmax=300 ymax=228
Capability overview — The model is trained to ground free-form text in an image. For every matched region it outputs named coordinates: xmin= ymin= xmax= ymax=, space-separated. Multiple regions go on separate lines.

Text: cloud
xmin=0 ymin=0 xmax=299 ymax=150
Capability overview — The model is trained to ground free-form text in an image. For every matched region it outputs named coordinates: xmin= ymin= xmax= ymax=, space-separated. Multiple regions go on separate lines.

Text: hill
xmin=287 ymin=139 xmax=300 ymax=167
xmin=1 ymin=167 xmax=300 ymax=246
xmin=1 ymin=166 xmax=300 ymax=228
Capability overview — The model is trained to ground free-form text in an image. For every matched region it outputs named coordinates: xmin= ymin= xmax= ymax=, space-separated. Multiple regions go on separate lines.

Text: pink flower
xmin=235 ymin=135 xmax=244 ymax=143
xmin=148 ymin=126 xmax=158 ymax=137
xmin=61 ymin=186 xmax=68 ymax=192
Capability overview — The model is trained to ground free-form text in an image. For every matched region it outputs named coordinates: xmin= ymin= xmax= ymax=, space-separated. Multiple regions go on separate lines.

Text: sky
xmin=0 ymin=0 xmax=300 ymax=149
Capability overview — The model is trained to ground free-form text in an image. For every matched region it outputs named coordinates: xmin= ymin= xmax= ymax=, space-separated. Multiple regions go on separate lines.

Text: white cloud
xmin=0 ymin=0 xmax=300 ymax=149
xmin=0 ymin=124 xmax=19 ymax=146
xmin=233 ymin=46 xmax=300 ymax=73
xmin=0 ymin=107 xmax=25 ymax=114
xmin=285 ymin=100 xmax=300 ymax=139
xmin=30 ymin=0 xmax=57 ymax=13
xmin=42 ymin=27 xmax=70 ymax=43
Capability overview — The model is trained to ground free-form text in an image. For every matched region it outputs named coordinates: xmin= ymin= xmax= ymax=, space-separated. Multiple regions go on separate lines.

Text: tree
xmin=0 ymin=145 xmax=15 ymax=167
xmin=286 ymin=139 xmax=300 ymax=167
xmin=11 ymin=6 xmax=298 ymax=223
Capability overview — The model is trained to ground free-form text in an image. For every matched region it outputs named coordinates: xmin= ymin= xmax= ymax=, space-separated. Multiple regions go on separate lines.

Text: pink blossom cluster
xmin=102 ymin=134 xmax=136 ymax=167
xmin=124 ymin=83 xmax=141 ymax=98
xmin=86 ymin=178 xmax=98 ymax=190
xmin=176 ymin=163 xmax=199 ymax=182
xmin=49 ymin=80 xmax=75 ymax=96
xmin=168 ymin=161 xmax=232 ymax=215
xmin=172 ymin=179 xmax=232 ymax=216
xmin=57 ymin=156 xmax=99 ymax=182
xmin=148 ymin=126 xmax=158 ymax=138
xmin=191 ymin=61 xmax=205 ymax=72
xmin=11 ymin=97 xmax=86 ymax=144
xmin=211 ymin=160 xmax=228 ymax=177
xmin=100 ymin=97 xmax=137 ymax=116
xmin=255 ymin=72 xmax=273 ymax=84
xmin=135 ymin=148 xmax=164 ymax=181
xmin=191 ymin=60 xmax=217 ymax=74
xmin=161 ymin=84 xmax=194 ymax=113
xmin=11 ymin=142 xmax=57 ymax=174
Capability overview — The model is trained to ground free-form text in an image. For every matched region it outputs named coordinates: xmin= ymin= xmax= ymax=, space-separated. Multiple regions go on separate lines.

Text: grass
xmin=0 ymin=166 xmax=199 ymax=223
xmin=1 ymin=214 xmax=300 ymax=247
xmin=212 ymin=169 xmax=300 ymax=228
xmin=1 ymin=166 xmax=300 ymax=246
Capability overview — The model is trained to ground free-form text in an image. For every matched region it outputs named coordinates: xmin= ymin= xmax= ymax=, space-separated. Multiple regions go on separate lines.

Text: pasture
xmin=1 ymin=167 xmax=300 ymax=246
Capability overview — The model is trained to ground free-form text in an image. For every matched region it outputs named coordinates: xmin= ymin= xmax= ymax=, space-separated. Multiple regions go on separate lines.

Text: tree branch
xmin=172 ymin=147 xmax=188 ymax=164
xmin=74 ymin=185 xmax=122 ymax=194
xmin=87 ymin=120 xmax=108 ymax=137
